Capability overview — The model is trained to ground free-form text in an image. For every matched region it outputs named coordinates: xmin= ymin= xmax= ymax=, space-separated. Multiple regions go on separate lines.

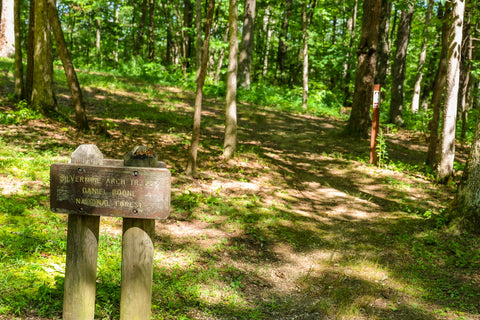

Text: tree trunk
xmin=436 ymin=0 xmax=465 ymax=183
xmin=238 ymin=0 xmax=256 ymax=89
xmin=374 ymin=0 xmax=392 ymax=106
xmin=25 ymin=0 xmax=35 ymax=102
xmin=345 ymin=0 xmax=381 ymax=138
xmin=426 ymin=9 xmax=449 ymax=167
xmin=182 ymin=0 xmax=192 ymax=78
xmin=195 ymin=0 xmax=202 ymax=81
xmin=223 ymin=0 xmax=238 ymax=159
xmin=185 ymin=0 xmax=215 ymax=177
xmin=341 ymin=0 xmax=358 ymax=106
xmin=448 ymin=113 xmax=480 ymax=232
xmin=458 ymin=4 xmax=471 ymax=141
xmin=0 ymin=0 xmax=15 ymax=57
xmin=389 ymin=2 xmax=414 ymax=126
xmin=301 ymin=0 xmax=316 ymax=110
xmin=148 ymin=0 xmax=155 ymax=61
xmin=114 ymin=4 xmax=119 ymax=64
xmin=13 ymin=0 xmax=24 ymax=99
xmin=96 ymin=18 xmax=101 ymax=65
xmin=262 ymin=5 xmax=272 ymax=77
xmin=301 ymin=1 xmax=308 ymax=110
xmin=214 ymin=25 xmax=229 ymax=84
xmin=276 ymin=0 xmax=292 ymax=84
xmin=46 ymin=0 xmax=89 ymax=131
xmin=411 ymin=0 xmax=433 ymax=114
xmin=31 ymin=0 xmax=56 ymax=113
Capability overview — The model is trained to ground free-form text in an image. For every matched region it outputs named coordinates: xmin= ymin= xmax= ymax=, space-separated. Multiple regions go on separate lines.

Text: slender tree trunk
xmin=411 ymin=0 xmax=433 ymax=113
xmin=13 ymin=0 xmax=24 ymax=99
xmin=31 ymin=0 xmax=56 ymax=113
xmin=46 ymin=0 xmax=89 ymax=130
xmin=114 ymin=4 xmax=119 ymax=64
xmin=458 ymin=3 xmax=471 ymax=141
xmin=426 ymin=9 xmax=449 ymax=167
xmin=182 ymin=0 xmax=192 ymax=78
xmin=134 ymin=0 xmax=147 ymax=57
xmin=341 ymin=0 xmax=358 ymax=106
xmin=195 ymin=0 xmax=202 ymax=80
xmin=224 ymin=0 xmax=238 ymax=159
xmin=214 ymin=25 xmax=229 ymax=84
xmin=374 ymin=0 xmax=392 ymax=105
xmin=25 ymin=0 xmax=35 ymax=102
xmin=148 ymin=0 xmax=155 ymax=61
xmin=96 ymin=18 xmax=101 ymax=65
xmin=238 ymin=0 xmax=256 ymax=88
xmin=436 ymin=0 xmax=465 ymax=183
xmin=276 ymin=0 xmax=292 ymax=84
xmin=302 ymin=1 xmax=308 ymax=110
xmin=0 ymin=0 xmax=15 ymax=57
xmin=389 ymin=2 xmax=414 ymax=126
xmin=185 ymin=0 xmax=215 ymax=177
xmin=262 ymin=5 xmax=272 ymax=77
xmin=301 ymin=0 xmax=316 ymax=110
xmin=345 ymin=0 xmax=381 ymax=138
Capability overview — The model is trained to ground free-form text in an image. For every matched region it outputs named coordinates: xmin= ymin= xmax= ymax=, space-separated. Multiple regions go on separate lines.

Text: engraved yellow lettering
xmin=112 ymin=189 xmax=135 ymax=197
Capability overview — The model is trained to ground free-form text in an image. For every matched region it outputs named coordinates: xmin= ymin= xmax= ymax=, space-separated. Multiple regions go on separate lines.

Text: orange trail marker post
xmin=370 ymin=84 xmax=381 ymax=165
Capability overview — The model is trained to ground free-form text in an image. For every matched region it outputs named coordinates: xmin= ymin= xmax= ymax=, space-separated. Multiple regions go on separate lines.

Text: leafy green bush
xmin=0 ymin=100 xmax=42 ymax=125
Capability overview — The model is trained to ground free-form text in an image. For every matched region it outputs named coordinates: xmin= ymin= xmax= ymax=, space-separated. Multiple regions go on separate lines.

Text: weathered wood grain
xmin=120 ymin=146 xmax=157 ymax=320
xmin=63 ymin=144 xmax=102 ymax=320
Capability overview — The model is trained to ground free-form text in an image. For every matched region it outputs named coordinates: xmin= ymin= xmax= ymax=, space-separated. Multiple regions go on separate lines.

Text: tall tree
xmin=224 ymin=0 xmax=239 ymax=159
xmin=301 ymin=0 xmax=317 ymax=110
xmin=276 ymin=0 xmax=292 ymax=84
xmin=342 ymin=0 xmax=358 ymax=106
xmin=46 ymin=0 xmax=89 ymax=130
xmin=195 ymin=0 xmax=202 ymax=80
xmin=389 ymin=1 xmax=414 ymax=126
xmin=238 ymin=0 xmax=256 ymax=88
xmin=185 ymin=0 xmax=215 ymax=177
xmin=148 ymin=0 xmax=155 ymax=61
xmin=0 ymin=0 xmax=15 ymax=57
xmin=374 ymin=0 xmax=392 ymax=106
xmin=182 ymin=0 xmax=193 ymax=77
xmin=13 ymin=0 xmax=24 ymax=99
xmin=345 ymin=0 xmax=381 ymax=138
xmin=458 ymin=2 xmax=472 ymax=140
xmin=411 ymin=0 xmax=433 ymax=113
xmin=25 ymin=0 xmax=35 ymax=102
xmin=261 ymin=4 xmax=273 ymax=78
xmin=436 ymin=0 xmax=465 ymax=183
xmin=448 ymin=110 xmax=480 ymax=232
xmin=31 ymin=0 xmax=56 ymax=113
xmin=426 ymin=7 xmax=449 ymax=167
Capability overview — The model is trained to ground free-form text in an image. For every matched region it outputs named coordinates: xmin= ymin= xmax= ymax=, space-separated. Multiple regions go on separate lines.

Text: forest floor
xmin=1 ymin=68 xmax=480 ymax=319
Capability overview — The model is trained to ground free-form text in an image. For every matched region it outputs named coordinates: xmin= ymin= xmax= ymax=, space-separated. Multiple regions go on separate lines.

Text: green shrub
xmin=0 ymin=100 xmax=42 ymax=125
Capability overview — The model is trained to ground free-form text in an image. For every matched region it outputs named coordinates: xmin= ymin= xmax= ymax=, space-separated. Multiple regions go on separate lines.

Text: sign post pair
xmin=50 ymin=144 xmax=171 ymax=320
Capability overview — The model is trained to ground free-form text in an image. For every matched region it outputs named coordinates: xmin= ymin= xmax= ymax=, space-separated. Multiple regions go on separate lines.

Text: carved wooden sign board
xmin=50 ymin=163 xmax=171 ymax=219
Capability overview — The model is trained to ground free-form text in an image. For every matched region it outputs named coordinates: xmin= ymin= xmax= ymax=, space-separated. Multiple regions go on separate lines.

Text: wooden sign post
xmin=370 ymin=84 xmax=381 ymax=165
xmin=120 ymin=147 xmax=157 ymax=320
xmin=50 ymin=144 xmax=171 ymax=320
xmin=62 ymin=144 xmax=102 ymax=320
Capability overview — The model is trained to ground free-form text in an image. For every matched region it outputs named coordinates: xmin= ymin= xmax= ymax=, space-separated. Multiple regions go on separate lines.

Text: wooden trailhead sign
xmin=50 ymin=163 xmax=170 ymax=219
xmin=51 ymin=144 xmax=170 ymax=320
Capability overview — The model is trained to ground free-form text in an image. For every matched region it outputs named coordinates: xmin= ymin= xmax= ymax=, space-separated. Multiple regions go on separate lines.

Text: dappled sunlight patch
xmin=0 ymin=175 xmax=24 ymax=195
